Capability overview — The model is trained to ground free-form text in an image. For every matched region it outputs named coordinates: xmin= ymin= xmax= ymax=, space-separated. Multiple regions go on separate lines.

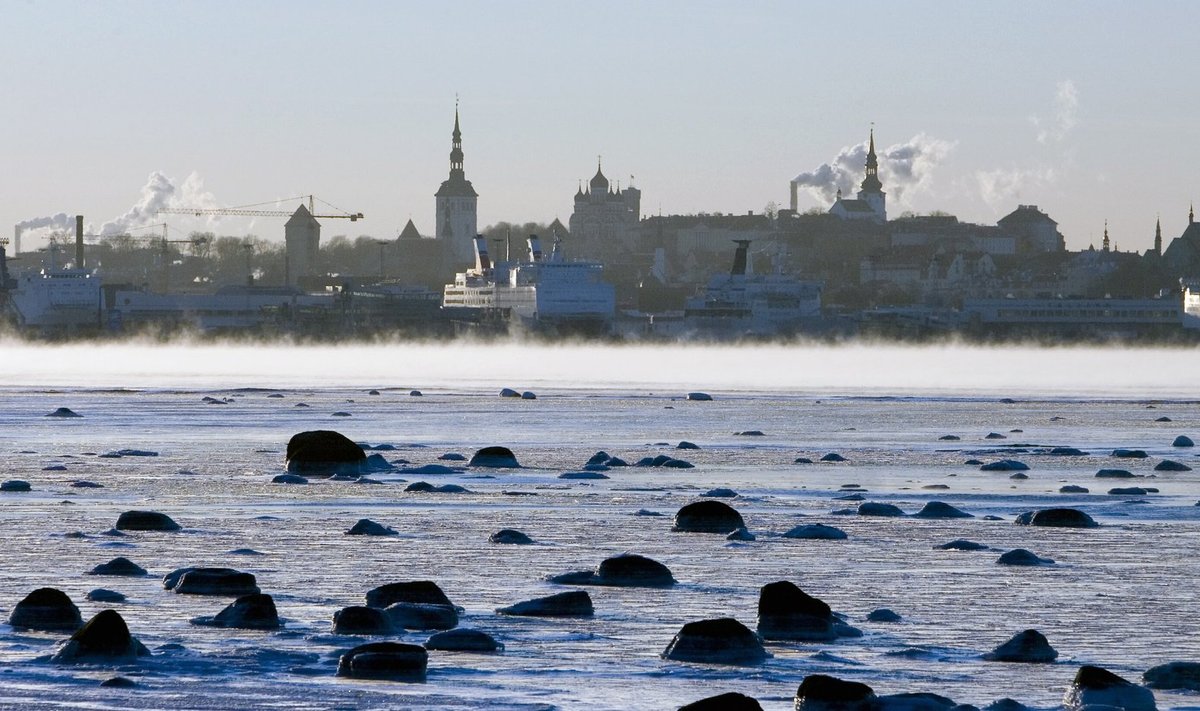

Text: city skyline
xmin=2 ymin=1 xmax=1197 ymax=254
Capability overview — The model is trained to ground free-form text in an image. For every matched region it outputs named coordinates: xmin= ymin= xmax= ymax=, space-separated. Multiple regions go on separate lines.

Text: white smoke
xmin=1032 ymin=80 xmax=1078 ymax=145
xmin=97 ymin=171 xmax=176 ymax=236
xmin=976 ymin=166 xmax=1058 ymax=210
xmin=791 ymin=133 xmax=955 ymax=206
xmin=16 ymin=171 xmax=224 ymax=245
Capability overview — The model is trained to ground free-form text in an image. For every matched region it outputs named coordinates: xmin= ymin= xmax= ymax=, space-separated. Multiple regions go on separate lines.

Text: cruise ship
xmin=443 ymin=235 xmax=615 ymax=333
xmin=680 ymin=240 xmax=823 ymax=337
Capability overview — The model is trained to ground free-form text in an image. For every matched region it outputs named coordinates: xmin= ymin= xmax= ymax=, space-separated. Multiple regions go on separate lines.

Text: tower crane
xmin=155 ymin=195 xmax=363 ymax=222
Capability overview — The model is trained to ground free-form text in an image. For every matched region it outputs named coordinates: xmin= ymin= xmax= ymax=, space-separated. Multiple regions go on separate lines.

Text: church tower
xmin=435 ymin=106 xmax=478 ymax=264
xmin=857 ymin=128 xmax=886 ymax=222
xmin=1155 ymin=216 xmax=1163 ymax=256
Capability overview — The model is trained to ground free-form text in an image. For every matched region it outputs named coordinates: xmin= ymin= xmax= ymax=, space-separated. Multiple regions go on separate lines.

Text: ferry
xmin=4 ymin=244 xmax=102 ymax=332
xmin=680 ymin=240 xmax=823 ymax=337
xmin=443 ymin=234 xmax=615 ymax=333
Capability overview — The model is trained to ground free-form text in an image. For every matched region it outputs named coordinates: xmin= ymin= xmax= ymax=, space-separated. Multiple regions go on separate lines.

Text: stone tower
xmin=285 ymin=204 xmax=320 ymax=286
xmin=434 ymin=106 xmax=478 ymax=265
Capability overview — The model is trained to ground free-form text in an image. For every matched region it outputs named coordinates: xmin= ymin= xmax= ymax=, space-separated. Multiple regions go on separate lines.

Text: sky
xmin=1 ymin=1 xmax=1197 ymax=255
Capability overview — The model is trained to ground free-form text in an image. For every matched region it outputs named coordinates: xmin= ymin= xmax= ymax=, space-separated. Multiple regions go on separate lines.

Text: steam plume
xmin=791 ymin=133 xmax=954 ymax=207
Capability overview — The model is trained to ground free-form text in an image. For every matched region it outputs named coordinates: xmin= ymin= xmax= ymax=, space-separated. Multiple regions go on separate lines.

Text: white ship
xmin=681 ymin=240 xmax=823 ymax=337
xmin=443 ymin=235 xmax=615 ymax=332
xmin=4 ymin=243 xmax=102 ymax=331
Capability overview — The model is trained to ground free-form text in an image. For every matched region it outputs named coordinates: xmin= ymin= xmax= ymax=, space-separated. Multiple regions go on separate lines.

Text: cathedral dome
xmin=590 ymin=165 xmax=609 ymax=192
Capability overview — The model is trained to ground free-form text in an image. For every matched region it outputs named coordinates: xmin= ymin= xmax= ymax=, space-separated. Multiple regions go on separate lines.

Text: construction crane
xmin=82 ymin=223 xmax=209 ymax=293
xmin=156 ymin=195 xmax=364 ymax=222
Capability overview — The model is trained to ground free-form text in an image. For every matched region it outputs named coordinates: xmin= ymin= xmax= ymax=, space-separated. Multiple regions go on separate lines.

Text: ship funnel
xmin=75 ymin=215 xmax=84 ymax=269
xmin=527 ymin=235 xmax=542 ymax=262
xmin=730 ymin=240 xmax=751 ymax=276
xmin=473 ymin=235 xmax=491 ymax=272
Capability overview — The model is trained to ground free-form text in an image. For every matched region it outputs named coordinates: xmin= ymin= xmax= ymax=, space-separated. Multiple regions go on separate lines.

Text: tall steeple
xmin=449 ymin=104 xmax=465 ymax=179
xmin=1155 ymin=215 xmax=1162 ymax=256
xmin=860 ymin=128 xmax=883 ymax=194
xmin=1191 ymin=203 xmax=1195 ymax=225
xmin=1102 ymin=220 xmax=1110 ymax=252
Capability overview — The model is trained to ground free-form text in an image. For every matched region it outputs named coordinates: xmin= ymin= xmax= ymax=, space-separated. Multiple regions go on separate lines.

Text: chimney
xmin=75 ymin=215 xmax=84 ymax=269
xmin=730 ymin=240 xmax=751 ymax=276
xmin=473 ymin=235 xmax=491 ymax=273
xmin=13 ymin=225 xmax=20 ymax=256
xmin=789 ymin=181 xmax=799 ymax=212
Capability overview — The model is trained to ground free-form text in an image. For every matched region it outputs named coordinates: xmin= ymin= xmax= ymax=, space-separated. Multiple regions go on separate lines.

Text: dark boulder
xmin=345 ymin=518 xmax=398 ymax=536
xmin=757 ymin=580 xmax=837 ymax=642
xmin=1014 ymin=508 xmax=1098 ymax=528
xmin=1173 ymin=435 xmax=1194 ymax=447
xmin=100 ymin=677 xmax=136 ymax=688
xmin=333 ymin=605 xmax=395 ymax=635
xmin=938 ymin=435 xmax=961 ymax=441
xmin=1155 ymin=459 xmax=1192 ymax=472
xmin=867 ymin=608 xmax=902 ymax=622
xmin=1144 ymin=661 xmax=1200 ymax=690
xmin=1109 ymin=487 xmax=1150 ymax=496
xmin=404 ymin=481 xmax=436 ymax=492
xmin=1096 ymin=468 xmax=1135 ymax=478
xmin=115 ymin=510 xmax=181 ymax=532
xmin=687 ymin=392 xmax=713 ymax=401
xmin=46 ymin=407 xmax=83 ymax=418
xmin=586 ymin=451 xmax=611 ymax=466
xmin=662 ymin=617 xmax=767 ymax=665
xmin=497 ymin=590 xmax=593 ymax=617
xmin=876 ymin=692 xmax=957 ymax=711
xmin=285 ymin=430 xmax=365 ymax=475
xmin=559 ymin=471 xmax=608 ymax=480
xmin=982 ymin=629 xmax=1058 ymax=662
xmin=490 ymin=529 xmax=534 ymax=544
xmin=983 ymin=699 xmax=1029 ymax=711
xmin=673 ymin=500 xmax=745 ymax=533
xmin=677 ymin=441 xmax=700 ymax=449
xmin=821 ymin=453 xmax=847 ymax=462
xmin=192 ymin=593 xmax=281 ymax=629
xmin=735 ymin=431 xmax=766 ymax=437
xmin=858 ymin=502 xmax=905 ymax=517
xmin=8 ymin=588 xmax=82 ymax=631
xmin=679 ymin=692 xmax=763 ymax=710
xmin=1059 ymin=485 xmax=1089 ymax=493
xmin=365 ymin=580 xmax=453 ymax=608
xmin=425 ymin=628 xmax=503 ymax=652
xmin=794 ymin=674 xmax=876 ymax=711
xmin=1 ymin=480 xmax=32 ymax=492
xmin=784 ymin=523 xmax=848 ymax=540
xmin=51 ymin=610 xmax=150 ymax=663
xmin=1063 ymin=665 xmax=1156 ymax=711
xmin=385 ymin=602 xmax=458 ymax=630
xmin=271 ymin=474 xmax=308 ymax=484
xmin=913 ymin=501 xmax=973 ymax=519
xmin=336 ymin=641 xmax=427 ymax=682
xmin=165 ymin=567 xmax=260 ymax=596
xmin=550 ymin=553 xmax=675 ymax=588
xmin=86 ymin=589 xmax=126 ymax=603
xmin=499 ymin=388 xmax=520 ymax=398
xmin=980 ymin=460 xmax=1029 ymax=472
xmin=935 ymin=539 xmax=989 ymax=551
xmin=1112 ymin=448 xmax=1149 ymax=458
xmin=1049 ymin=447 xmax=1087 ymax=456
xmin=88 ymin=557 xmax=148 ymax=576
xmin=985 ymin=432 xmax=1007 ymax=440
xmin=468 ymin=446 xmax=520 ymax=468
xmin=704 ymin=488 xmax=737 ymax=498
xmin=997 ymin=549 xmax=1054 ymax=566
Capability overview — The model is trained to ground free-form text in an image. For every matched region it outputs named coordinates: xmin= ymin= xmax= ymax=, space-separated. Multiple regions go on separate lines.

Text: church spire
xmin=860 ymin=127 xmax=883 ymax=194
xmin=449 ymin=104 xmax=465 ymax=178
xmin=1191 ymin=203 xmax=1195 ymax=224
xmin=1102 ymin=220 xmax=1110 ymax=252
xmin=1155 ymin=215 xmax=1163 ymax=256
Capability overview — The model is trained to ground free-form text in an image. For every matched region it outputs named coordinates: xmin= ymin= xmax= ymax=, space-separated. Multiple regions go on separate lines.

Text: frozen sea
xmin=1 ymin=340 xmax=1200 ymax=710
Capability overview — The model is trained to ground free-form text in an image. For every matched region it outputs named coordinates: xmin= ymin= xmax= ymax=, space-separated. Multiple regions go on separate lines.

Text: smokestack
xmin=75 ymin=215 xmax=84 ymax=269
xmin=731 ymin=240 xmax=751 ymax=276
xmin=473 ymin=235 xmax=491 ymax=272
xmin=527 ymin=235 xmax=542 ymax=262
xmin=13 ymin=226 xmax=20 ymax=256
xmin=789 ymin=181 xmax=798 ymax=212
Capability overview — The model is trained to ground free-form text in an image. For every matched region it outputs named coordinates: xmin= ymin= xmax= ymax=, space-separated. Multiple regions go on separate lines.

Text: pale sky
xmin=2 ymin=1 xmax=1197 ymax=254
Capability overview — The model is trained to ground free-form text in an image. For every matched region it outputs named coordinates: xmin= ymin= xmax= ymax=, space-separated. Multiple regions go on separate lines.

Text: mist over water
xmin=1 ymin=339 xmax=1196 ymax=397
